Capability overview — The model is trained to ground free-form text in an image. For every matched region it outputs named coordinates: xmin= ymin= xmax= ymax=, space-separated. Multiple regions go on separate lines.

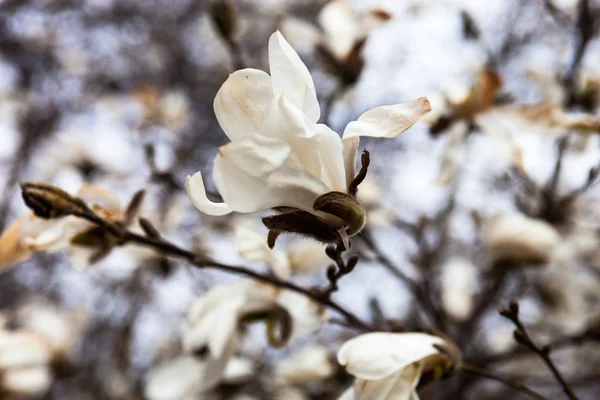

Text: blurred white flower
xmin=16 ymin=301 xmax=86 ymax=357
xmin=337 ymin=332 xmax=457 ymax=400
xmin=182 ymin=280 xmax=327 ymax=391
xmin=440 ymin=257 xmax=477 ymax=321
xmin=233 ymin=217 xmax=329 ymax=279
xmin=221 ymin=356 xmax=255 ymax=385
xmin=275 ymin=344 xmax=335 ymax=386
xmin=483 ymin=213 xmax=561 ymax=264
xmin=186 ymin=31 xmax=430 ymax=245
xmin=275 ymin=386 xmax=309 ymax=400
xmin=317 ymin=0 xmax=392 ymax=62
xmin=144 ymin=355 xmax=209 ymax=400
xmin=0 ymin=329 xmax=53 ymax=395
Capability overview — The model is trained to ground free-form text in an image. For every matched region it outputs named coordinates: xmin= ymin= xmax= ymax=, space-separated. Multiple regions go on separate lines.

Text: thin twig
xmin=500 ymin=300 xmax=580 ymax=400
xmin=461 ymin=363 xmax=549 ymax=400
xmin=562 ymin=0 xmax=595 ymax=107
xmin=360 ymin=230 xmax=441 ymax=326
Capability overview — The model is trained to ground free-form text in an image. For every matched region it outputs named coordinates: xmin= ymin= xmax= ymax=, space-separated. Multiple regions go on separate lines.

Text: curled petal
xmin=337 ymin=332 xmax=443 ymax=380
xmin=213 ymin=135 xmax=330 ymax=213
xmin=214 ymin=69 xmax=274 ymax=140
xmin=185 ymin=172 xmax=232 ymax=216
xmin=269 ymin=31 xmax=320 ymax=123
xmin=343 ymin=97 xmax=431 ymax=140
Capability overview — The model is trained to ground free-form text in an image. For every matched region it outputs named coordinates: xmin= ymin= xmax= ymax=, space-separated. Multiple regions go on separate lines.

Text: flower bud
xmin=20 ymin=182 xmax=88 ymax=219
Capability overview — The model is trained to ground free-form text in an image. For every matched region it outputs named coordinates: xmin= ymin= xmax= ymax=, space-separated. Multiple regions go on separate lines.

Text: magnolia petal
xmin=2 ymin=366 xmax=52 ymax=395
xmin=214 ymin=68 xmax=274 ymax=140
xmin=337 ymin=332 xmax=443 ymax=380
xmin=343 ymin=97 xmax=431 ymax=140
xmin=77 ymin=184 xmax=121 ymax=212
xmin=144 ymin=356 xmax=204 ymax=400
xmin=313 ymin=124 xmax=347 ymax=192
xmin=268 ymin=31 xmax=320 ymax=124
xmin=185 ymin=172 xmax=232 ymax=216
xmin=0 ymin=219 xmax=30 ymax=271
xmin=262 ymin=96 xmax=346 ymax=191
xmin=184 ymin=283 xmax=248 ymax=358
xmin=213 ymin=135 xmax=330 ymax=213
xmin=342 ymin=136 xmax=359 ymax=189
xmin=261 ymin=94 xmax=312 ymax=138
xmin=353 ymin=373 xmax=412 ymax=400
xmin=338 ymin=386 xmax=356 ymax=400
xmin=277 ymin=290 xmax=327 ymax=339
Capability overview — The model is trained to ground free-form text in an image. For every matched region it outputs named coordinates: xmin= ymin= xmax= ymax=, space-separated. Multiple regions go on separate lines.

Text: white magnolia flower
xmin=233 ymin=217 xmax=329 ymax=279
xmin=275 ymin=344 xmax=335 ymax=386
xmin=0 ymin=184 xmax=121 ymax=271
xmin=483 ymin=213 xmax=561 ymax=264
xmin=182 ymin=280 xmax=327 ymax=391
xmin=337 ymin=332 xmax=457 ymax=400
xmin=186 ymin=31 xmax=430 ymax=245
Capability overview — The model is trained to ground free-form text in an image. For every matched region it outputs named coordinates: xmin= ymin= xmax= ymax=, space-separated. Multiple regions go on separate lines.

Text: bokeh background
xmin=0 ymin=0 xmax=600 ymax=399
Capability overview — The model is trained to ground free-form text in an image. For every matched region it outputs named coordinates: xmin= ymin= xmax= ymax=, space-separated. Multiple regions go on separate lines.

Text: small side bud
xmin=513 ymin=329 xmax=529 ymax=346
xmin=124 ymin=190 xmax=146 ymax=226
xmin=508 ymin=299 xmax=520 ymax=315
xmin=139 ymin=218 xmax=161 ymax=239
xmin=325 ymin=244 xmax=338 ymax=260
xmin=20 ymin=182 xmax=88 ymax=219
xmin=346 ymin=255 xmax=359 ymax=272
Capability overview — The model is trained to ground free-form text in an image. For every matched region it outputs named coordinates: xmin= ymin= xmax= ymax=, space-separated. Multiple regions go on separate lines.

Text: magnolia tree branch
xmin=111 ymin=221 xmax=373 ymax=332
xmin=500 ymin=300 xmax=580 ymax=400
xmin=20 ymin=183 xmax=375 ymax=332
